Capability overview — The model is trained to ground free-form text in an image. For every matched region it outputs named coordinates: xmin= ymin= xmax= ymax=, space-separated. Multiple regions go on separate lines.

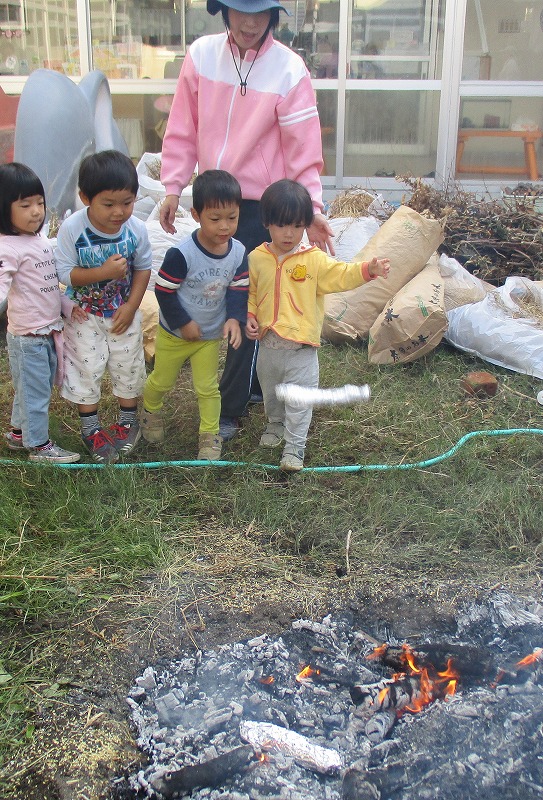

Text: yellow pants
xmin=143 ymin=326 xmax=221 ymax=434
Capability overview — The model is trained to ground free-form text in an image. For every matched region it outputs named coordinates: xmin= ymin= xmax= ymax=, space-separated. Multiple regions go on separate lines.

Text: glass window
xmin=316 ymin=88 xmax=337 ymax=175
xmin=462 ymin=0 xmax=543 ymax=81
xmin=112 ymin=92 xmax=174 ymax=156
xmin=89 ymin=0 xmax=179 ymax=80
xmin=456 ymin=96 xmax=543 ymax=181
xmin=344 ymin=89 xmax=440 ymax=178
xmin=349 ymin=0 xmax=444 ymax=80
xmin=0 ymin=0 xmax=78 ymax=75
xmin=286 ymin=0 xmax=340 ymax=78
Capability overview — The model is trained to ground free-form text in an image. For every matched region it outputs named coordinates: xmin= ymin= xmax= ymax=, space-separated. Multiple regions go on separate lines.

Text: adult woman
xmin=159 ymin=0 xmax=334 ymax=439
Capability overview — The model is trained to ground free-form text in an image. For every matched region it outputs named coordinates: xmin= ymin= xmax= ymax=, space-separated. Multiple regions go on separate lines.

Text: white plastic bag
xmin=145 ymin=217 xmax=199 ymax=289
xmin=136 ymin=152 xmax=165 ymax=204
xmin=438 ymin=253 xmax=489 ymax=311
xmin=136 ymin=152 xmax=195 ymax=210
xmin=445 ymin=276 xmax=543 ymax=378
xmin=326 ymin=216 xmax=381 ymax=263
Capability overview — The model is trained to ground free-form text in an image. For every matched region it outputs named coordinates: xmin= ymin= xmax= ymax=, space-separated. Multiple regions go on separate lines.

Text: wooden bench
xmin=456 ymin=128 xmax=542 ymax=181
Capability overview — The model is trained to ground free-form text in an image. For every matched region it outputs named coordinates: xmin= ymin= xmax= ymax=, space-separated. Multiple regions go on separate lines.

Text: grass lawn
xmin=0 ymin=319 xmax=542 ymax=798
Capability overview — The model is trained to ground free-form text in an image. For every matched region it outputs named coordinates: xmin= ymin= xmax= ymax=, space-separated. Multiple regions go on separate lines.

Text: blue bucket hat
xmin=207 ymin=0 xmax=290 ymax=15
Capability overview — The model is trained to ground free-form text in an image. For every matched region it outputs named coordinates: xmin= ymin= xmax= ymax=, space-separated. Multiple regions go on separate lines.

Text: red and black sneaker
xmin=108 ymin=422 xmax=142 ymax=455
xmin=82 ymin=428 xmax=119 ymax=464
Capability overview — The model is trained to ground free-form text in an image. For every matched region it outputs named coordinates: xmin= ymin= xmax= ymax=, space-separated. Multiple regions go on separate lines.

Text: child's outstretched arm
xmin=366 ymin=257 xmax=391 ymax=279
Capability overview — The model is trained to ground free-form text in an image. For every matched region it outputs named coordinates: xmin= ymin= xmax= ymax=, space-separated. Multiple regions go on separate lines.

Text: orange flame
xmin=437 ymin=659 xmax=459 ymax=699
xmin=296 ymin=665 xmax=321 ymax=682
xmin=368 ymin=642 xmax=461 ymax=716
xmin=401 ymin=644 xmax=421 ymax=674
xmin=377 ymin=686 xmax=390 ymax=705
xmin=405 ymin=667 xmax=434 ymax=713
xmin=445 ymin=680 xmax=457 ymax=696
xmin=402 ymin=655 xmax=459 ymax=713
xmin=367 ymin=644 xmax=388 ymax=660
xmin=516 ymin=648 xmax=543 ymax=669
xmin=260 ymin=676 xmax=275 ymax=685
xmin=491 ymin=668 xmax=505 ymax=688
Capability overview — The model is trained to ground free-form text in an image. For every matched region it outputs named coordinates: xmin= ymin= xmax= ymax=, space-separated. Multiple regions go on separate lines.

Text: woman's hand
xmin=160 ymin=195 xmax=180 ymax=234
xmin=306 ymin=213 xmax=335 ymax=256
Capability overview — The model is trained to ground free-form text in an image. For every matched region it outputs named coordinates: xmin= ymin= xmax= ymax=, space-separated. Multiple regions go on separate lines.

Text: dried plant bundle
xmin=47 ymin=210 xmax=61 ymax=239
xmin=146 ymin=157 xmax=162 ymax=181
xmin=396 ymin=175 xmax=543 ymax=285
xmin=327 ymin=187 xmax=378 ymax=219
xmin=490 ymin=286 xmax=543 ymax=328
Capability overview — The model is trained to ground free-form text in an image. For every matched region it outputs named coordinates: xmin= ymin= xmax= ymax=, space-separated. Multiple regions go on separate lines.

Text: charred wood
xmin=364 ymin=710 xmax=397 ymax=743
xmin=342 ymin=770 xmax=381 ymax=800
xmin=350 ymin=675 xmax=423 ymax=712
xmin=310 ymin=662 xmax=378 ymax=688
xmin=370 ymin=643 xmax=493 ymax=681
xmin=149 ymin=745 xmax=254 ymax=798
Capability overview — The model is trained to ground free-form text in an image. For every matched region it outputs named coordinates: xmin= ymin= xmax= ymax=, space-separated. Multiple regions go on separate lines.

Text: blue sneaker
xmin=219 ymin=416 xmax=240 ymax=441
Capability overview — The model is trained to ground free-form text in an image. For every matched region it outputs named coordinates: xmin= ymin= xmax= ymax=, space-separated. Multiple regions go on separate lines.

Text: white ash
xmin=122 ymin=592 xmax=543 ymax=800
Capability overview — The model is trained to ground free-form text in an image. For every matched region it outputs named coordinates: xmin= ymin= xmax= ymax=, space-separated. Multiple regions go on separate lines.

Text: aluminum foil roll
xmin=239 ymin=720 xmax=342 ymax=774
xmin=275 ymin=383 xmax=371 ymax=408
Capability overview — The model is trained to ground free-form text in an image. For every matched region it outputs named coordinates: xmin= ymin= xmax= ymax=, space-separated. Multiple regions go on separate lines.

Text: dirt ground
xmin=3 ymin=569 xmax=534 ymax=800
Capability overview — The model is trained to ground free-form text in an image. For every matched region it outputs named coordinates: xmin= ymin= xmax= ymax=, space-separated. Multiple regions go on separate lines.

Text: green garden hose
xmin=0 ymin=428 xmax=542 ymax=472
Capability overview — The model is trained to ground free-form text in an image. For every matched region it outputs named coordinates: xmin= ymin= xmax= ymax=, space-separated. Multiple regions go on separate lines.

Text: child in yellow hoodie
xmin=246 ymin=179 xmax=390 ymax=472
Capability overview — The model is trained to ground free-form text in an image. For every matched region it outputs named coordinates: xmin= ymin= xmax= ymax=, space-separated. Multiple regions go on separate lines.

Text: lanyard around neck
xmin=226 ymin=29 xmax=266 ymax=96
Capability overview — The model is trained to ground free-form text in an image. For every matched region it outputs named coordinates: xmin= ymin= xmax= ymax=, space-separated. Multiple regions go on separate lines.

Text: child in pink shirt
xmin=0 ymin=162 xmax=81 ymax=463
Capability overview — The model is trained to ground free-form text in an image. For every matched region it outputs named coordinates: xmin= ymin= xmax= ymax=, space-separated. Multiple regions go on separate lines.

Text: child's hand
xmin=224 ymin=319 xmax=242 ymax=350
xmin=110 ymin=304 xmax=135 ymax=334
xmin=245 ymin=316 xmax=260 ymax=340
xmin=180 ymin=320 xmax=202 ymax=341
xmin=71 ymin=306 xmax=88 ymax=324
xmin=368 ymin=257 xmax=391 ymax=279
xmin=103 ymin=254 xmax=128 ymax=280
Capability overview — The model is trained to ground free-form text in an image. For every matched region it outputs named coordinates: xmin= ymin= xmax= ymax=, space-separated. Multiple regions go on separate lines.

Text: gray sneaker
xmin=279 ymin=447 xmax=304 ymax=472
xmin=109 ymin=422 xmax=141 ymax=455
xmin=4 ymin=431 xmax=26 ymax=450
xmin=29 ymin=440 xmax=81 ymax=464
xmin=259 ymin=422 xmax=284 ymax=448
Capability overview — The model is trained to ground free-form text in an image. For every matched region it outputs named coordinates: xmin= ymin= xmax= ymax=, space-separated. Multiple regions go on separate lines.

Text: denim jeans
xmin=7 ymin=332 xmax=56 ymax=447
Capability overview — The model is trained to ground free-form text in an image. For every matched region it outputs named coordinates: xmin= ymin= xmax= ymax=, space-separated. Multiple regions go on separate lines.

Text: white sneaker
xmin=279 ymin=447 xmax=304 ymax=472
xmin=259 ymin=422 xmax=284 ymax=448
xmin=29 ymin=440 xmax=81 ymax=464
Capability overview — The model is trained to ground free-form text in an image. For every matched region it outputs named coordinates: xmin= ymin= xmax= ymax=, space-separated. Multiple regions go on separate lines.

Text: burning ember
xmin=516 ymin=647 xmax=543 ymax=669
xmin=296 ymin=664 xmax=321 ymax=682
xmin=122 ymin=593 xmax=543 ymax=800
xmin=356 ymin=643 xmax=459 ymax=715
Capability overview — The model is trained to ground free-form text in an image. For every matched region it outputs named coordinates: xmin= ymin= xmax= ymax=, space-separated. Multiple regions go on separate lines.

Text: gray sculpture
xmin=13 ymin=69 xmax=129 ymax=221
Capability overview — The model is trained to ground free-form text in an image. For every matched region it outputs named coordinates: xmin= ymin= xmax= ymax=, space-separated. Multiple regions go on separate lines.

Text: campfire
xmin=122 ymin=592 xmax=543 ymax=800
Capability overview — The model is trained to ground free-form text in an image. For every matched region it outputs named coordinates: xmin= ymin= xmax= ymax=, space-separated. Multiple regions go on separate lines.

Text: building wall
xmin=1 ymin=0 xmax=542 ymax=195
